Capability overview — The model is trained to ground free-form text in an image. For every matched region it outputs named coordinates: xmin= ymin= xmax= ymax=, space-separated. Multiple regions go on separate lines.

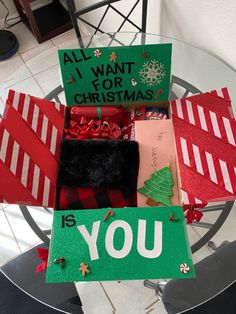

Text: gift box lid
xmin=170 ymin=87 xmax=236 ymax=204
xmin=0 ymin=90 xmax=65 ymax=207
xmin=0 ymin=87 xmax=235 ymax=207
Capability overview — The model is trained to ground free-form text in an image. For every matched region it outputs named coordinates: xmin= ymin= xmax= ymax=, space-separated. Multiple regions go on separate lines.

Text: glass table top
xmin=1 ymin=32 xmax=236 ymax=313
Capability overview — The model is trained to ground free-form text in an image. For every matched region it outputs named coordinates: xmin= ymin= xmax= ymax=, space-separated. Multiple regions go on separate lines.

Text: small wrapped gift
xmin=70 ymin=106 xmax=123 ymax=124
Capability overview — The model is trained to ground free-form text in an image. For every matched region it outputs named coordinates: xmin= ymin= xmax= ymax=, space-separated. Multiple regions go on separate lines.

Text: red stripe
xmin=78 ymin=188 xmax=97 ymax=209
xmin=4 ymin=134 xmax=14 ymax=168
xmin=26 ymin=102 xmax=34 ymax=126
xmin=59 ymin=103 xmax=65 ymax=117
xmin=170 ymin=100 xmax=177 ymax=116
xmin=26 ymin=159 xmax=35 ymax=195
xmin=230 ymin=119 xmax=236 ymax=142
xmin=17 ymin=93 xmax=25 ymax=116
xmin=174 ymin=134 xmax=184 ymax=164
xmin=181 ymin=99 xmax=189 ymax=123
xmin=55 ymin=132 xmax=62 ymax=160
xmin=210 ymin=90 xmax=218 ymax=97
xmin=48 ymin=181 xmax=55 ymax=208
xmin=226 ymin=163 xmax=236 ymax=194
xmin=191 ymin=101 xmax=201 ymax=129
xmin=185 ymin=139 xmax=196 ymax=170
xmin=36 ymin=109 xmax=44 ymax=139
xmin=218 ymin=117 xmax=229 ymax=143
xmin=7 ymin=90 xmax=15 ymax=105
xmin=107 ymin=190 xmax=127 ymax=207
xmin=36 ymin=171 xmax=45 ymax=205
xmin=15 ymin=146 xmax=24 ymax=180
xmin=203 ymin=108 xmax=214 ymax=135
xmin=195 ymin=143 xmax=209 ymax=178
xmin=59 ymin=188 xmax=67 ymax=209
xmin=46 ymin=120 xmax=53 ymax=150
xmin=0 ymin=124 xmax=5 ymax=145
xmin=209 ymin=155 xmax=224 ymax=188
xmin=222 ymin=87 xmax=230 ymax=101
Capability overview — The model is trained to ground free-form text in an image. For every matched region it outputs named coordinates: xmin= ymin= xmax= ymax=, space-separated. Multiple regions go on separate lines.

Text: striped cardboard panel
xmin=171 ymin=87 xmax=236 ymax=204
xmin=0 ymin=90 xmax=65 ymax=207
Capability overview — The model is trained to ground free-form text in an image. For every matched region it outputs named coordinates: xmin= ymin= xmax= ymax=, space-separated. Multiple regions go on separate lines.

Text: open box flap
xmin=0 ymin=90 xmax=65 ymax=207
xmin=171 ymin=87 xmax=236 ymax=204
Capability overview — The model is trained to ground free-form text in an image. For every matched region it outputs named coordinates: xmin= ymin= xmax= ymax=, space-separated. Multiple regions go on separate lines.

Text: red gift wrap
xmin=70 ymin=106 xmax=123 ymax=124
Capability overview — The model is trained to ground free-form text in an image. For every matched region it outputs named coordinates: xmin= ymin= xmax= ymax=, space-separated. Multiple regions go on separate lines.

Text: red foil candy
xmin=64 ymin=117 xmax=122 ymax=140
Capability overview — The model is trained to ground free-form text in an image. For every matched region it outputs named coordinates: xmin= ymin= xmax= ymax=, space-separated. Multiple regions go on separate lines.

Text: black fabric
xmin=57 ymin=139 xmax=139 ymax=189
xmin=1 ymin=244 xmax=83 ymax=314
xmin=162 ymin=241 xmax=236 ymax=314
xmin=0 ymin=271 xmax=63 ymax=314
xmin=183 ymin=281 xmax=236 ymax=314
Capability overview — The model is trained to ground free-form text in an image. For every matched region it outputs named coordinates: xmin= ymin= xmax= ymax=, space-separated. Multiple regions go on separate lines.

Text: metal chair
xmin=151 ymin=241 xmax=236 ymax=313
xmin=65 ymin=0 xmax=148 ymax=47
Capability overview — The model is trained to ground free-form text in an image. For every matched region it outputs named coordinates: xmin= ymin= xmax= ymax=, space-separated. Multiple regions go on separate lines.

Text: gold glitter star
xmin=79 ymin=263 xmax=90 ymax=276
xmin=110 ymin=52 xmax=117 ymax=62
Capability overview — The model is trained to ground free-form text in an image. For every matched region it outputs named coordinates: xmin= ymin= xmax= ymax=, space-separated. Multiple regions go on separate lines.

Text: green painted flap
xmin=58 ymin=43 xmax=172 ymax=106
xmin=46 ymin=206 xmax=194 ymax=282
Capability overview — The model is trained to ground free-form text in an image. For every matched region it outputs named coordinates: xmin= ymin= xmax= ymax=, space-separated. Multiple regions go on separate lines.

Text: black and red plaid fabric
xmin=59 ymin=187 xmax=137 ymax=210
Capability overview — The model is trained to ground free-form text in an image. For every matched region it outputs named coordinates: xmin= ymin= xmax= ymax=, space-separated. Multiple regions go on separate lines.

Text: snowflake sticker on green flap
xmin=139 ymin=60 xmax=166 ymax=87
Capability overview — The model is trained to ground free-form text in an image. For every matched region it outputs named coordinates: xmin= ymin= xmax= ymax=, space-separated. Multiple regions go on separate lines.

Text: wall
xmin=0 ymin=0 xmax=52 ymax=22
xmin=1 ymin=0 xmax=236 ymax=71
xmin=157 ymin=0 xmax=236 ymax=70
xmin=0 ymin=0 xmax=17 ymax=20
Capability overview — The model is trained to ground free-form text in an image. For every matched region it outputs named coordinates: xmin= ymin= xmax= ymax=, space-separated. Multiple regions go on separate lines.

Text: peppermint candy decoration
xmin=94 ymin=49 xmax=102 ymax=57
xmin=180 ymin=263 xmax=190 ymax=273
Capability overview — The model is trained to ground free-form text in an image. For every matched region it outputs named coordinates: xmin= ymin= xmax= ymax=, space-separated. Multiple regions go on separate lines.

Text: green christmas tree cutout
xmin=138 ymin=166 xmax=173 ymax=206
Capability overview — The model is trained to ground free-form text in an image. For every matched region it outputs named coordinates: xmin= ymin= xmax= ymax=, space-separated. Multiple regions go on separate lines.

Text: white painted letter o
xmin=105 ymin=220 xmax=133 ymax=258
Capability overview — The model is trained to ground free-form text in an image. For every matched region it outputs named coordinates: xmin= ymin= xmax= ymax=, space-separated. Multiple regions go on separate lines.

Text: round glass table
xmin=1 ymin=32 xmax=236 ymax=313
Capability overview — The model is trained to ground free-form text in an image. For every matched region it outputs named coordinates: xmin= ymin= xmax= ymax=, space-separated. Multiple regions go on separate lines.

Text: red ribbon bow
xmin=65 ymin=117 xmax=122 ymax=140
xmin=183 ymin=204 xmax=206 ymax=224
xmin=36 ymin=248 xmax=49 ymax=272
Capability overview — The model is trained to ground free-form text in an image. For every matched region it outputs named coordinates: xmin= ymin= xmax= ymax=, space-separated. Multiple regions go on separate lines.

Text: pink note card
xmin=135 ymin=119 xmax=180 ymax=207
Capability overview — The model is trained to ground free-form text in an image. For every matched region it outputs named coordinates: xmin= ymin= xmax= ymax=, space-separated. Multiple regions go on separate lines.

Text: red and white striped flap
xmin=209 ymin=87 xmax=231 ymax=102
xmin=6 ymin=90 xmax=65 ymax=159
xmin=171 ymin=98 xmax=236 ymax=147
xmin=181 ymin=189 xmax=205 ymax=205
xmin=171 ymin=88 xmax=236 ymax=204
xmin=0 ymin=90 xmax=65 ymax=207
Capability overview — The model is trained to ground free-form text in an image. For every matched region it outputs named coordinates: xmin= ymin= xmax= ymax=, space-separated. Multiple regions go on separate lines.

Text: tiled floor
xmin=0 ymin=24 xmax=236 ymax=313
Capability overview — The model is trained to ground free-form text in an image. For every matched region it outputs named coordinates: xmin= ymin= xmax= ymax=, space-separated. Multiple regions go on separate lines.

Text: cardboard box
xmin=0 ymin=88 xmax=235 ymax=207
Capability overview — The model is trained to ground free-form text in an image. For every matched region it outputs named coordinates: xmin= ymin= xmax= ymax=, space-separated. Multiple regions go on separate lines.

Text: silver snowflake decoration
xmin=139 ymin=59 xmax=166 ymax=87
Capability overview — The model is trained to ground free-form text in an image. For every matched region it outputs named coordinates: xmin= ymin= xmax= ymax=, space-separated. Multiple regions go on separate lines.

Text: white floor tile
xmin=35 ymin=65 xmax=61 ymax=95
xmin=0 ymin=67 xmax=32 ymax=93
xmin=20 ymin=40 xmax=55 ymax=63
xmin=13 ymin=25 xmax=40 ymax=54
xmin=1 ymin=77 xmax=45 ymax=101
xmin=0 ymin=97 xmax=5 ymax=116
xmin=0 ymin=54 xmax=31 ymax=85
xmin=0 ymin=210 xmax=20 ymax=266
xmin=75 ymin=281 xmax=114 ymax=313
xmin=3 ymin=205 xmax=42 ymax=252
xmin=26 ymin=47 xmax=60 ymax=75
xmin=3 ymin=21 xmax=25 ymax=32
xmin=51 ymin=29 xmax=77 ymax=47
xmin=101 ymin=280 xmax=162 ymax=314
